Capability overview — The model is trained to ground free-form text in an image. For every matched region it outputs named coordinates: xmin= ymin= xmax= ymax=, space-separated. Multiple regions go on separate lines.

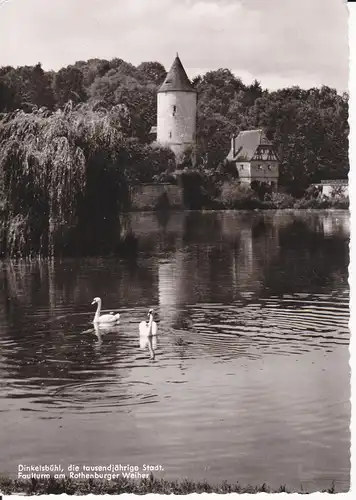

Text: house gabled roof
xmin=226 ymin=129 xmax=277 ymax=162
xmin=158 ymin=54 xmax=196 ymax=93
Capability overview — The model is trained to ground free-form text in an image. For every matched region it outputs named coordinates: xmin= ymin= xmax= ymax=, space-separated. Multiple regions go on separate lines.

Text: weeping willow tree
xmin=0 ymin=101 xmax=139 ymax=257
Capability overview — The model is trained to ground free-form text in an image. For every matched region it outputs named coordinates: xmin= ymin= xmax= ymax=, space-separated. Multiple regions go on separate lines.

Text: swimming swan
xmin=91 ymin=297 xmax=120 ymax=325
xmin=139 ymin=308 xmax=157 ymax=336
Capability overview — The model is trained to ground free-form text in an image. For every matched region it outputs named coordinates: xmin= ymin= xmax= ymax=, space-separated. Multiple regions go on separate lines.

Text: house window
xmin=240 ymin=164 xmax=244 ymax=170
xmin=172 ymin=105 xmax=177 ymax=116
xmin=268 ymin=165 xmax=272 ymax=170
xmin=258 ymin=165 xmax=262 ymax=170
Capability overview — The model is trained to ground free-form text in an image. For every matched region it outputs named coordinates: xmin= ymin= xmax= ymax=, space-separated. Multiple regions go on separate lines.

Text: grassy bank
xmin=0 ymin=475 xmax=339 ymax=495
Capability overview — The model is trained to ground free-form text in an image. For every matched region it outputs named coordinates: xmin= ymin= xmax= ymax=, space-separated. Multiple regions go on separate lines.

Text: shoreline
xmin=125 ymin=206 xmax=349 ymax=213
xmin=0 ymin=474 xmax=340 ymax=495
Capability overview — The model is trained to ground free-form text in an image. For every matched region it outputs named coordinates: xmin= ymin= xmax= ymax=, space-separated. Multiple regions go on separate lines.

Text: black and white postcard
xmin=0 ymin=0 xmax=352 ymax=496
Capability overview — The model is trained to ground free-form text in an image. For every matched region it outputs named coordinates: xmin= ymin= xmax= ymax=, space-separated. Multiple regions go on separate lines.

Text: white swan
xmin=139 ymin=308 xmax=157 ymax=336
xmin=91 ymin=297 xmax=120 ymax=325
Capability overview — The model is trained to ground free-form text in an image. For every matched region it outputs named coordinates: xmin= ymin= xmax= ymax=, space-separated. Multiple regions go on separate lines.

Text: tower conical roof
xmin=158 ymin=54 xmax=196 ymax=93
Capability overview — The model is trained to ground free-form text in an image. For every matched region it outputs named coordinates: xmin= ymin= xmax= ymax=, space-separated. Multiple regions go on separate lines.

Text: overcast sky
xmin=0 ymin=0 xmax=349 ymax=92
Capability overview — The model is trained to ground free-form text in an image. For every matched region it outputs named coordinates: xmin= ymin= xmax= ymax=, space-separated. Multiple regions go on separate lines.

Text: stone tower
xmin=156 ymin=54 xmax=197 ymax=161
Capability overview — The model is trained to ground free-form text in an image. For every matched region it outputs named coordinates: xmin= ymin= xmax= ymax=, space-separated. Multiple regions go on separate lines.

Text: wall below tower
xmin=129 ymin=183 xmax=184 ymax=210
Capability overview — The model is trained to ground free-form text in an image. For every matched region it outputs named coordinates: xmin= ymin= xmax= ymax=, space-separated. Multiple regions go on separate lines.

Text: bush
xmin=218 ymin=182 xmax=349 ymax=211
xmin=268 ymin=192 xmax=295 ymax=209
xmin=219 ymin=181 xmax=261 ymax=209
xmin=330 ymin=196 xmax=349 ymax=209
xmin=219 ymin=182 xmax=292 ymax=210
xmin=293 ymin=195 xmax=349 ymax=209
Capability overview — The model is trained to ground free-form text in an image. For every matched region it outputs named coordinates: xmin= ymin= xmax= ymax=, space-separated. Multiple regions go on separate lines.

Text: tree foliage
xmin=244 ymin=86 xmax=349 ymax=190
xmin=0 ymin=57 xmax=348 ymax=187
xmin=193 ymin=71 xmax=348 ymax=188
xmin=0 ymin=56 xmax=349 ymax=256
xmin=0 ymin=101 xmax=174 ymax=257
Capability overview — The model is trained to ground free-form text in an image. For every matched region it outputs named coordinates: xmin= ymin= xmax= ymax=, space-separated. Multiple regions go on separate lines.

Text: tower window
xmin=169 ymin=131 xmax=172 ymax=139
xmin=172 ymin=105 xmax=176 ymax=116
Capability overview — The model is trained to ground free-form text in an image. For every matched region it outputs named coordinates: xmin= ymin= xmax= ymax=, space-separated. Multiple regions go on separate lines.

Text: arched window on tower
xmin=169 ymin=131 xmax=172 ymax=139
xmin=172 ymin=105 xmax=177 ymax=116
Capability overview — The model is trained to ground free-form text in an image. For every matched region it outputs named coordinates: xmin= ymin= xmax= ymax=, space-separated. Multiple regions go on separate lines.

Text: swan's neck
xmin=94 ymin=300 xmax=102 ymax=321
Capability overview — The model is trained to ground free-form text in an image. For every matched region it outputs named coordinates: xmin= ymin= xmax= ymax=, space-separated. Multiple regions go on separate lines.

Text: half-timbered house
xmin=226 ymin=129 xmax=279 ymax=191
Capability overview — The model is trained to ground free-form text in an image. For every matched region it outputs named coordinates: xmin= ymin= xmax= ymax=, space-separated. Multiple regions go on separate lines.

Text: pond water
xmin=0 ymin=210 xmax=350 ymax=492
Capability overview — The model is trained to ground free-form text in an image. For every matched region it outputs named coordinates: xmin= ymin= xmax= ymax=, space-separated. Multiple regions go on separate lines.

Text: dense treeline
xmin=0 ymin=60 xmax=349 ymax=182
xmin=194 ymin=71 xmax=348 ymax=192
xmin=0 ymin=58 xmax=349 ymax=256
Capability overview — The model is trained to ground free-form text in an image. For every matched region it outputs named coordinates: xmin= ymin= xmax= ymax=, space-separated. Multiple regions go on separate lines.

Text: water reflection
xmin=92 ymin=323 xmax=122 ymax=347
xmin=0 ymin=211 xmax=349 ymax=382
xmin=0 ymin=209 xmax=350 ymax=491
xmin=139 ymin=334 xmax=158 ymax=360
xmin=0 ymin=211 xmax=349 ymax=374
